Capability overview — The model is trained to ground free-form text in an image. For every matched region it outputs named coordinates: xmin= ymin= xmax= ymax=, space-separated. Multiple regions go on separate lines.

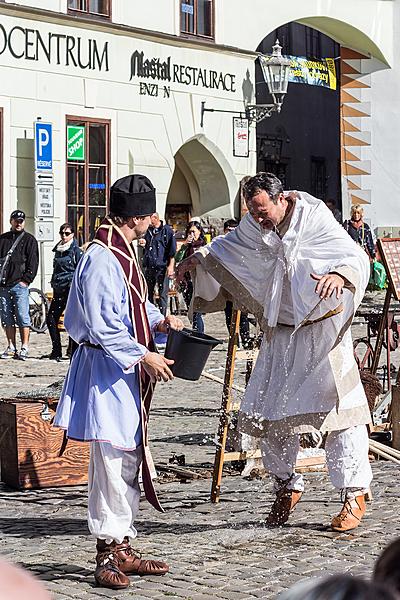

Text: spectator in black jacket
xmin=343 ymin=204 xmax=375 ymax=260
xmin=0 ymin=210 xmax=39 ymax=360
xmin=138 ymin=212 xmax=176 ymax=316
xmin=45 ymin=223 xmax=83 ymax=361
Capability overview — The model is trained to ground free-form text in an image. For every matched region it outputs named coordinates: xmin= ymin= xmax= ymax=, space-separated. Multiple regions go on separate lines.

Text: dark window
xmin=275 ymin=24 xmax=291 ymax=55
xmin=311 ymin=157 xmax=327 ymax=200
xmin=306 ymin=27 xmax=321 ymax=57
xmin=68 ymin=0 xmax=111 ymax=18
xmin=66 ymin=118 xmax=110 ymax=245
xmin=181 ymin=0 xmax=214 ymax=39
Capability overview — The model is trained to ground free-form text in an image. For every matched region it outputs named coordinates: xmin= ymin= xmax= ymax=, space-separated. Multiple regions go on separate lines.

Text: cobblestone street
xmin=0 ymin=311 xmax=399 ymax=599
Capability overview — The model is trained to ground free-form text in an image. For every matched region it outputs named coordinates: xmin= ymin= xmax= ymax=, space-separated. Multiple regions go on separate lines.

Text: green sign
xmin=67 ymin=125 xmax=85 ymax=161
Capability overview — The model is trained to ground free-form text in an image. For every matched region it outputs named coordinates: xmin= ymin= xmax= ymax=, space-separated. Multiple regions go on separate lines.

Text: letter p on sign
xmin=34 ymin=122 xmax=53 ymax=171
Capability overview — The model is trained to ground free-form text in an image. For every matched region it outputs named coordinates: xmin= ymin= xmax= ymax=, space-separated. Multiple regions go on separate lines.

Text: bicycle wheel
xmin=29 ymin=287 xmax=49 ymax=333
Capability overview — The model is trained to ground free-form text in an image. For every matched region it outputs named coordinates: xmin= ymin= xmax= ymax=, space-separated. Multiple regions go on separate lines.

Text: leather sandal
xmin=116 ymin=537 xmax=169 ymax=576
xmin=331 ymin=494 xmax=366 ymax=532
xmin=96 ymin=538 xmax=169 ymax=579
xmin=94 ymin=550 xmax=130 ymax=590
xmin=266 ymin=487 xmax=303 ymax=526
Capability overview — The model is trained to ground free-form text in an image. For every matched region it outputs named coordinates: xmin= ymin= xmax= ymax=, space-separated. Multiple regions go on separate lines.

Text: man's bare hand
xmin=175 ymin=255 xmax=200 ymax=284
xmin=310 ymin=273 xmax=344 ymax=299
xmin=142 ymin=352 xmax=174 ymax=383
xmin=157 ymin=315 xmax=184 ymax=334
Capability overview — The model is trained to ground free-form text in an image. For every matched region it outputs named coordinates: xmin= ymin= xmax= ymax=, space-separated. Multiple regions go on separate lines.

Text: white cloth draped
xmin=193 ymin=192 xmax=371 ymax=435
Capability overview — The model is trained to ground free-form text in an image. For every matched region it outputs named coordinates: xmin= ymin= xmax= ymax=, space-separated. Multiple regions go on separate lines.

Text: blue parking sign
xmin=35 ymin=122 xmax=53 ymax=171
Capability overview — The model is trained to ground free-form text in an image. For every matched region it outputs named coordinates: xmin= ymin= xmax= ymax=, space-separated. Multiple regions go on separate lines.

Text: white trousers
xmin=88 ymin=441 xmax=143 ymax=544
xmin=260 ymin=424 xmax=372 ymax=498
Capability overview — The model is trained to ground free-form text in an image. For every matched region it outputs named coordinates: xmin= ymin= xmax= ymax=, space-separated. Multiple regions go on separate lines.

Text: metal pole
xmin=40 ymin=241 xmax=45 ymax=292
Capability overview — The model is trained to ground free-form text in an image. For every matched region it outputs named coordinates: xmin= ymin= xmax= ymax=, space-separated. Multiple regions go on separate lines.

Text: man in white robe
xmin=177 ymin=172 xmax=372 ymax=532
xmin=55 ymin=174 xmax=183 ymax=590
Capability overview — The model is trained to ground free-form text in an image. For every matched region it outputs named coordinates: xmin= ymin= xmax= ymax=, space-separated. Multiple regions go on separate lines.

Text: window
xmin=66 ymin=118 xmax=110 ymax=245
xmin=275 ymin=24 xmax=291 ymax=55
xmin=68 ymin=0 xmax=111 ymax=18
xmin=181 ymin=0 xmax=214 ymax=39
xmin=306 ymin=27 xmax=321 ymax=58
xmin=311 ymin=157 xmax=327 ymax=200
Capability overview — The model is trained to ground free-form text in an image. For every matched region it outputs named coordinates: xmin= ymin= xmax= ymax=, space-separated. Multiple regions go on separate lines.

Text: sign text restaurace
xmin=130 ymin=50 xmax=236 ymax=96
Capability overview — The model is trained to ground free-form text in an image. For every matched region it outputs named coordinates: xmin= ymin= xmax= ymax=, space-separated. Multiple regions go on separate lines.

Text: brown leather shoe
xmin=95 ymin=545 xmax=130 ymax=590
xmin=97 ymin=538 xmax=169 ymax=577
xmin=331 ymin=494 xmax=366 ymax=532
xmin=266 ymin=488 xmax=303 ymax=526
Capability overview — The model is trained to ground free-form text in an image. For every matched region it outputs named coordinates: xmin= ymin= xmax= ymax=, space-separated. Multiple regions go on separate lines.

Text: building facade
xmin=0 ymin=0 xmax=397 ymax=289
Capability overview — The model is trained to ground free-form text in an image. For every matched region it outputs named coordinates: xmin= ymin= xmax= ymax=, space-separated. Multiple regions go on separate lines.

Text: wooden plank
xmin=224 ymin=450 xmax=262 ymax=461
xmin=390 ymin=385 xmax=400 ymax=451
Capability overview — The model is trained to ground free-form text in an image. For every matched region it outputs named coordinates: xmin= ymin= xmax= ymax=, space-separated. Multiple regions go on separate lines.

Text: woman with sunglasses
xmin=46 ymin=224 xmax=83 ymax=360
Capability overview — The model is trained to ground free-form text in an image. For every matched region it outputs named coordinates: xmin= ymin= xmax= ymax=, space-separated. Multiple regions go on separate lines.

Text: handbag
xmin=0 ymin=231 xmax=25 ymax=285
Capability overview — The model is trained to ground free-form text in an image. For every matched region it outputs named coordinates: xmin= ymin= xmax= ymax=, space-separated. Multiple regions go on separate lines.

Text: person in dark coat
xmin=175 ymin=221 xmax=206 ymax=333
xmin=0 ymin=210 xmax=39 ymax=360
xmin=343 ymin=204 xmax=375 ymax=260
xmin=138 ymin=213 xmax=176 ymax=316
xmin=46 ymin=223 xmax=83 ymax=360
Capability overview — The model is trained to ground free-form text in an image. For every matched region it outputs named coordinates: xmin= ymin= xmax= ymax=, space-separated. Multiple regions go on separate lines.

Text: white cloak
xmin=193 ymin=192 xmax=371 ymax=436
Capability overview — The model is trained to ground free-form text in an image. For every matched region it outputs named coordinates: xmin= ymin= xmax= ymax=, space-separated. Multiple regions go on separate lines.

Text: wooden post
xmin=210 ymin=309 xmax=241 ymax=504
xmin=391 ymin=385 xmax=400 ymax=451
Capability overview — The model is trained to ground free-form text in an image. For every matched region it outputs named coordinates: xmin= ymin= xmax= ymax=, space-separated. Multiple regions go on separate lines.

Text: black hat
xmin=10 ymin=210 xmax=25 ymax=220
xmin=110 ymin=174 xmax=156 ymax=217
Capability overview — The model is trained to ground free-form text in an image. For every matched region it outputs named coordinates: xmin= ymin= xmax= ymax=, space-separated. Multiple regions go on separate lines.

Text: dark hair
xmin=108 ymin=213 xmax=131 ymax=226
xmin=279 ymin=574 xmax=397 ymax=600
xmin=374 ymin=538 xmax=400 ymax=595
xmin=242 ymin=172 xmax=283 ymax=205
xmin=224 ymin=219 xmax=239 ymax=231
xmin=59 ymin=223 xmax=74 ymax=235
xmin=185 ymin=221 xmax=206 ymax=242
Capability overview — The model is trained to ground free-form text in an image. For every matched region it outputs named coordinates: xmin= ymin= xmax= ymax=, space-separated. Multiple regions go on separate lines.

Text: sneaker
xmin=18 ymin=347 xmax=29 ymax=361
xmin=1 ymin=346 xmax=17 ymax=359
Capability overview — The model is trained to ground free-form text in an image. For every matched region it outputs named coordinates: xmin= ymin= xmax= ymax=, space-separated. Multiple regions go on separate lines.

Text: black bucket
xmin=165 ymin=327 xmax=222 ymax=381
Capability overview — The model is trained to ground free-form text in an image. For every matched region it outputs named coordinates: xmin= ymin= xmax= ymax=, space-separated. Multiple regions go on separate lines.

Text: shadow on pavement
xmin=0 ymin=517 xmax=88 ymax=536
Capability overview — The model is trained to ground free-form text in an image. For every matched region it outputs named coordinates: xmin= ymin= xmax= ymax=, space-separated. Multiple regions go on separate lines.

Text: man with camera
xmin=0 ymin=210 xmax=39 ymax=360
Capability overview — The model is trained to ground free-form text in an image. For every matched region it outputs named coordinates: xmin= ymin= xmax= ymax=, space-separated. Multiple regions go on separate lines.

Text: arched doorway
xmin=166 ymin=135 xmax=237 ymax=238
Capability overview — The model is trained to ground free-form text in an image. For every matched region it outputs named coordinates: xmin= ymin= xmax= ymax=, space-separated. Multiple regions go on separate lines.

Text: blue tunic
xmin=54 ymin=243 xmax=165 ymax=450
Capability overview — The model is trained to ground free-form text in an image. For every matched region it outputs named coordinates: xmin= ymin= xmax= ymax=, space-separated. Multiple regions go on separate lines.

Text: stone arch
xmin=166 ymin=134 xmax=238 ymax=223
xmin=223 ymin=2 xmax=393 ymax=67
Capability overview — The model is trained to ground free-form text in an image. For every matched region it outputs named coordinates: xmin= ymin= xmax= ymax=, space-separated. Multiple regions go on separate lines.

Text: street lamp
xmin=245 ymin=39 xmax=291 ymax=124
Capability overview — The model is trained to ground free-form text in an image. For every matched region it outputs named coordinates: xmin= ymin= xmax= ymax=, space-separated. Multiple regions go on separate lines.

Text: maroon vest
xmin=93 ymin=218 xmax=163 ymax=512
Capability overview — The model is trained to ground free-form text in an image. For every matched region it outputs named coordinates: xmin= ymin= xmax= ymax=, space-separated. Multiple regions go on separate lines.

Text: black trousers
xmin=46 ymin=289 xmax=70 ymax=357
xmin=144 ymin=267 xmax=168 ymax=316
xmin=224 ymin=301 xmax=250 ymax=347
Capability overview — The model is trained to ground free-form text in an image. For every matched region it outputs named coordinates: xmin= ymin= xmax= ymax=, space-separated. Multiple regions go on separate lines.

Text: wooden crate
xmin=0 ymin=398 xmax=89 ymax=489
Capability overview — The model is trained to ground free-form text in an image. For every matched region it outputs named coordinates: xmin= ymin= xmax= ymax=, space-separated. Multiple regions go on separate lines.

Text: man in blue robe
xmin=54 ymin=174 xmax=183 ymax=590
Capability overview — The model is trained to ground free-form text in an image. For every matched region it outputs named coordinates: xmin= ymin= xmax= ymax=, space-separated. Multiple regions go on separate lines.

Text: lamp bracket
xmin=200 ymin=101 xmax=246 ymax=128
xmin=245 ymin=104 xmax=277 ymax=124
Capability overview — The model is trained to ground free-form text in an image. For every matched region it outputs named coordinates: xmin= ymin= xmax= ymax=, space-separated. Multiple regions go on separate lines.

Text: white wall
xmin=113 ymin=0 xmax=178 ymax=36
xmin=4 ymin=0 xmax=67 ymax=11
xmin=367 ymin=0 xmax=400 ymax=229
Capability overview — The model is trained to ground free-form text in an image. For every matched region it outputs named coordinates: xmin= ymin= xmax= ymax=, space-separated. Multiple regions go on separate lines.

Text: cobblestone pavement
xmin=0 ymin=307 xmax=399 ymax=599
